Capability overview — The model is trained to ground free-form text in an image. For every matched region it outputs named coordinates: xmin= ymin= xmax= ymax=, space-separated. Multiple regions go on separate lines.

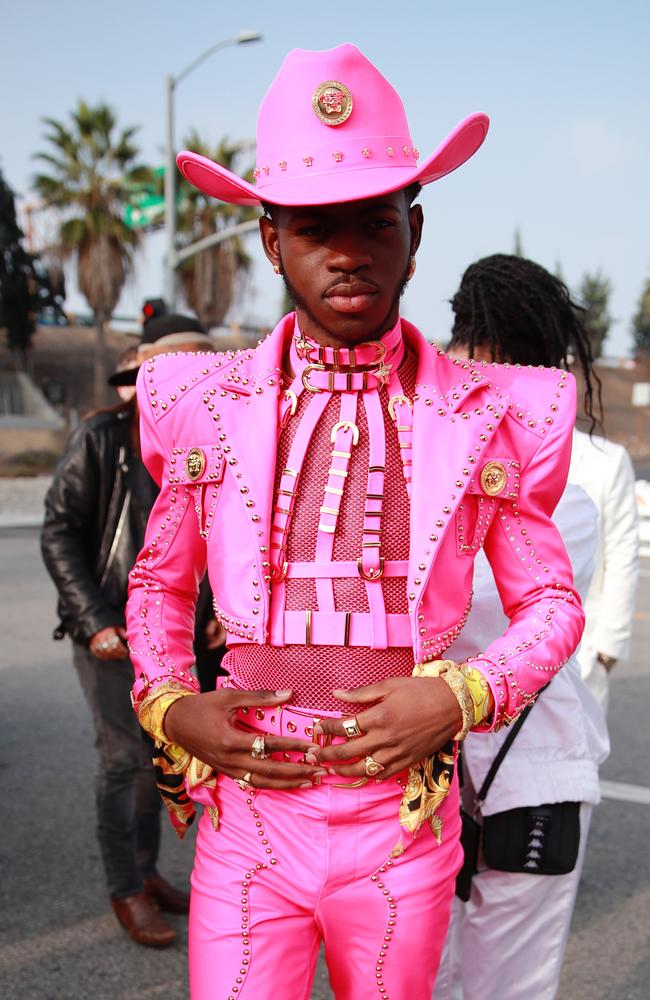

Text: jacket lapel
xmin=404 ymin=322 xmax=507 ymax=601
xmin=211 ymin=316 xmax=292 ymax=551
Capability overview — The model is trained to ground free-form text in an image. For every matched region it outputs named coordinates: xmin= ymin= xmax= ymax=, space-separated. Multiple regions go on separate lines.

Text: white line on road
xmin=600 ymin=779 xmax=650 ymax=805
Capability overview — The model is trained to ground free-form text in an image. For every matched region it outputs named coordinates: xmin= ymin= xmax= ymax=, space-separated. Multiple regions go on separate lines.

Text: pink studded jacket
xmin=126 ymin=315 xmax=584 ymax=732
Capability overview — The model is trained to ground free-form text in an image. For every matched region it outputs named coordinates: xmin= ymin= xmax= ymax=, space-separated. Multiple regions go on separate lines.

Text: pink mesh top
xmin=226 ymin=335 xmax=418 ymax=712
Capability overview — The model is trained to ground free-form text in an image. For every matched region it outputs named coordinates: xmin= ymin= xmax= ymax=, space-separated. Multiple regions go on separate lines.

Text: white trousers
xmin=433 ymin=803 xmax=592 ymax=1000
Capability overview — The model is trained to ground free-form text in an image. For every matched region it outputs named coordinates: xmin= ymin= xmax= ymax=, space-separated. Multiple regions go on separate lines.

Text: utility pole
xmin=163 ymin=30 xmax=262 ymax=310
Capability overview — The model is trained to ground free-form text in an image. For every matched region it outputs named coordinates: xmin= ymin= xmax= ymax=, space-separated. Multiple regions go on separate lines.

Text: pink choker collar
xmin=290 ymin=319 xmax=405 ymax=394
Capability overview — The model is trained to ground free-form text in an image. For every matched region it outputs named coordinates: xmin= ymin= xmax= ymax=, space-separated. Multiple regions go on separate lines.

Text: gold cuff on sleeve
xmin=461 ymin=665 xmax=494 ymax=727
xmin=413 ymin=659 xmax=473 ymax=741
xmin=137 ymin=681 xmax=198 ymax=743
xmin=136 ymin=682 xmax=219 ymax=836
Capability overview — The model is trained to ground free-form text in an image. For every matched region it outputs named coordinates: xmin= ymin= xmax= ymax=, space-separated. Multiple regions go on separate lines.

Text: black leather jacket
xmin=41 ymin=406 xmax=158 ymax=645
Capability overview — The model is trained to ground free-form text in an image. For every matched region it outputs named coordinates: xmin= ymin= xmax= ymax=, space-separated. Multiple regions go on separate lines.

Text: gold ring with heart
xmin=342 ymin=717 xmax=363 ymax=739
xmin=235 ymin=771 xmax=255 ymax=791
xmin=364 ymin=755 xmax=385 ymax=777
xmin=251 ymin=734 xmax=269 ymax=760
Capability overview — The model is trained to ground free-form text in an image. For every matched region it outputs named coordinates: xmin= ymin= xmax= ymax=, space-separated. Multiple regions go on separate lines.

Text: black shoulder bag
xmin=456 ymin=698 xmax=581 ymax=901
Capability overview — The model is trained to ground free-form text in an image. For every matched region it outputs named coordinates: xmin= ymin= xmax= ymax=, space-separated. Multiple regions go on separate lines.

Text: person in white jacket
xmin=434 ymin=253 xmax=616 ymax=999
xmin=569 ymin=429 xmax=639 ymax=711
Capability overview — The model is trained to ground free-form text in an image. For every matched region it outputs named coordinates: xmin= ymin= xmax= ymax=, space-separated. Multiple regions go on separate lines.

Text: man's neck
xmin=294 ymin=307 xmax=401 ymax=349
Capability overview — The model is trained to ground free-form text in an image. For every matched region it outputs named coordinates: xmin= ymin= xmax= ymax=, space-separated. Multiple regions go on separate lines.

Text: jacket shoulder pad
xmin=485 ymin=362 xmax=575 ymax=440
xmin=138 ymin=349 xmax=243 ymax=421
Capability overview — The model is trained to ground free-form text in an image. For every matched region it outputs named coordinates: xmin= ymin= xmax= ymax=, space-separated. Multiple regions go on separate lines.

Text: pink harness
xmin=226 ymin=319 xmax=419 ymax=711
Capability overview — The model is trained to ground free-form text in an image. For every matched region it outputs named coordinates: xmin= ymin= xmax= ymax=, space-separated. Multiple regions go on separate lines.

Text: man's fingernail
xmin=300 ymin=782 xmax=313 ymax=788
xmin=305 ymin=753 xmax=319 ymax=765
xmin=274 ymin=690 xmax=292 ymax=698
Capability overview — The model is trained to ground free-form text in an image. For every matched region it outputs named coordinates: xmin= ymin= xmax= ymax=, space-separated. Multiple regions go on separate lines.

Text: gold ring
xmin=342 ymin=717 xmax=363 ymax=739
xmin=235 ymin=771 xmax=254 ymax=791
xmin=364 ymin=755 xmax=385 ymax=777
xmin=251 ymin=734 xmax=269 ymax=760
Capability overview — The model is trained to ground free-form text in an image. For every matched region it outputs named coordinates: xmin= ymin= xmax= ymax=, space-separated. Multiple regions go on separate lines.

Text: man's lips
xmin=324 ymin=282 xmax=379 ymax=314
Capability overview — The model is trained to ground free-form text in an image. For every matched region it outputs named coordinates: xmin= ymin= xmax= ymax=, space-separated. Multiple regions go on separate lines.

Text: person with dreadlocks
xmin=125 ymin=49 xmax=585 ymax=999
xmin=433 ymin=253 xmax=637 ymax=1000
xmin=446 ymin=254 xmax=639 ymax=712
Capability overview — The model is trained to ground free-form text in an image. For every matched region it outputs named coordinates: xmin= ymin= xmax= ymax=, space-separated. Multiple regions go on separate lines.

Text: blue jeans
xmin=73 ymin=643 xmax=162 ymax=898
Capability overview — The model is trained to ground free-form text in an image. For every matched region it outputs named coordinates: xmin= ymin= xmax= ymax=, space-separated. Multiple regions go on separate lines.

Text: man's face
xmin=259 ymin=190 xmax=423 ymax=347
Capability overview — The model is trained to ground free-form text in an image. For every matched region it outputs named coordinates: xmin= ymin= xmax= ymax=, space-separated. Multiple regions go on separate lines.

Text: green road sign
xmin=124 ymin=192 xmax=165 ymax=229
xmin=123 ymin=166 xmax=166 ymax=228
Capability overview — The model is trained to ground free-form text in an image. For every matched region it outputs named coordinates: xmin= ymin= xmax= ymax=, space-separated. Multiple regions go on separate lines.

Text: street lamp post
xmin=164 ymin=30 xmax=262 ymax=310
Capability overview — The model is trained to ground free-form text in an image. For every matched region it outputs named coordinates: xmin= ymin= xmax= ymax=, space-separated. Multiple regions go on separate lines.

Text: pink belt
xmin=221 ymin=677 xmax=373 ymax=787
xmin=270 ymin=609 xmax=412 ymax=647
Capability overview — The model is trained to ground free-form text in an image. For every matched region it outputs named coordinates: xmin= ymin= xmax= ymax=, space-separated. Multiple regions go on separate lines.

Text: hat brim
xmin=108 ymin=366 xmax=140 ymax=387
xmin=177 ymin=113 xmax=489 ymax=207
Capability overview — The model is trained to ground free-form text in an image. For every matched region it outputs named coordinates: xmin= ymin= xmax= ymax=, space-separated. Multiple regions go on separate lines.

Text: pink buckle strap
xmin=285 ymin=559 xmax=408 ymax=578
xmin=315 ymin=391 xmax=358 ymax=612
xmin=358 ymin=388 xmax=388 ymax=647
xmin=272 ymin=609 xmax=412 ymax=647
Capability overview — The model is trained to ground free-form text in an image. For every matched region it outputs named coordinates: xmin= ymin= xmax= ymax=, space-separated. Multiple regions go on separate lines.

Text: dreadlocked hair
xmin=449 ymin=253 xmax=603 ymax=434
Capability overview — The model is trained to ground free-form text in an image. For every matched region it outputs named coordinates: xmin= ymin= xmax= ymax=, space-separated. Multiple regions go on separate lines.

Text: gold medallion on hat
xmin=185 ymin=447 xmax=206 ymax=481
xmin=480 ymin=461 xmax=507 ymax=497
xmin=312 ymin=81 xmax=353 ymax=126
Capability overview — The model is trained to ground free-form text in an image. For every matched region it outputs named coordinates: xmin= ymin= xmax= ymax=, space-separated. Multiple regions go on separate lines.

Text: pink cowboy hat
xmin=177 ymin=43 xmax=489 ymax=207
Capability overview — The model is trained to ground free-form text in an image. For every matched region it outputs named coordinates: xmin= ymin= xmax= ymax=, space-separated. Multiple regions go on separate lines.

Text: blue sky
xmin=2 ymin=0 xmax=648 ymax=355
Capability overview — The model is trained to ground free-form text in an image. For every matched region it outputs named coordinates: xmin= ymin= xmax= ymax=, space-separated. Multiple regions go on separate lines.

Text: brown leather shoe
xmin=111 ymin=891 xmax=176 ymax=948
xmin=143 ymin=874 xmax=191 ymax=915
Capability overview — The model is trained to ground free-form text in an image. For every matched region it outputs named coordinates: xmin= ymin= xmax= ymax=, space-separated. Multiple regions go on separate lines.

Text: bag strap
xmin=474 ymin=683 xmax=549 ymax=807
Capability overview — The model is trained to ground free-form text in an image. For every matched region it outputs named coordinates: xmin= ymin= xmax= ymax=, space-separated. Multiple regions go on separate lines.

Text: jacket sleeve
xmin=126 ymin=371 xmax=206 ymax=703
xmin=41 ymin=422 xmax=119 ymax=642
xmin=468 ymin=377 xmax=585 ymax=731
xmin=588 ymin=445 xmax=639 ymax=660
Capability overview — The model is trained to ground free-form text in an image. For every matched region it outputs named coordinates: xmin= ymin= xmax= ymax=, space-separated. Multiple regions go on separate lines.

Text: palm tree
xmin=176 ymin=133 xmax=259 ymax=329
xmin=33 ymin=101 xmax=150 ymax=404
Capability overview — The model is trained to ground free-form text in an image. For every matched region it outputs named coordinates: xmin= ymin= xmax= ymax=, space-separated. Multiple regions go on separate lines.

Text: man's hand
xmin=312 ymin=676 xmax=463 ymax=779
xmin=89 ymin=626 xmax=128 ymax=661
xmin=204 ymin=620 xmax=226 ymax=651
xmin=164 ymin=689 xmax=328 ymax=790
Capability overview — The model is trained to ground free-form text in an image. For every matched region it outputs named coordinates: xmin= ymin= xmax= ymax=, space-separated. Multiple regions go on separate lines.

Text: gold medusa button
xmin=480 ymin=461 xmax=507 ymax=497
xmin=312 ymin=80 xmax=353 ymax=126
xmin=185 ymin=447 xmax=206 ymax=481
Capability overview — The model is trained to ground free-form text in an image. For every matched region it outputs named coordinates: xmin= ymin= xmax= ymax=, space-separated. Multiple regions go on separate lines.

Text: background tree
xmin=33 ymin=102 xmax=150 ymax=403
xmin=579 ymin=270 xmax=612 ymax=358
xmin=631 ymin=276 xmax=650 ymax=357
xmin=175 ymin=133 xmax=259 ymax=329
xmin=0 ymin=169 xmax=38 ymax=369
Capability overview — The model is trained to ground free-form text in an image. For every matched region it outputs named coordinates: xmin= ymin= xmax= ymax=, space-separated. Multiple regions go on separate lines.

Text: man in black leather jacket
xmin=41 ymin=317 xmax=210 ymax=947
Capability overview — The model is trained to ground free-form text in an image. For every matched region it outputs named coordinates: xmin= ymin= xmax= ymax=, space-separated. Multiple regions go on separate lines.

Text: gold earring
xmin=407 ymin=256 xmax=416 ymax=281
xmin=273 ymin=264 xmax=282 ymax=275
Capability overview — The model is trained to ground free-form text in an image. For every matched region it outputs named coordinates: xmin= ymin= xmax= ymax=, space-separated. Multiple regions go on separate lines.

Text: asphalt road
xmin=1 ymin=529 xmax=648 ymax=1000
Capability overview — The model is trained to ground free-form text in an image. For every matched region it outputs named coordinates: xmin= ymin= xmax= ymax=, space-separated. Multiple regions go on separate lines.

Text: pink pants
xmin=189 ymin=771 xmax=462 ymax=999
